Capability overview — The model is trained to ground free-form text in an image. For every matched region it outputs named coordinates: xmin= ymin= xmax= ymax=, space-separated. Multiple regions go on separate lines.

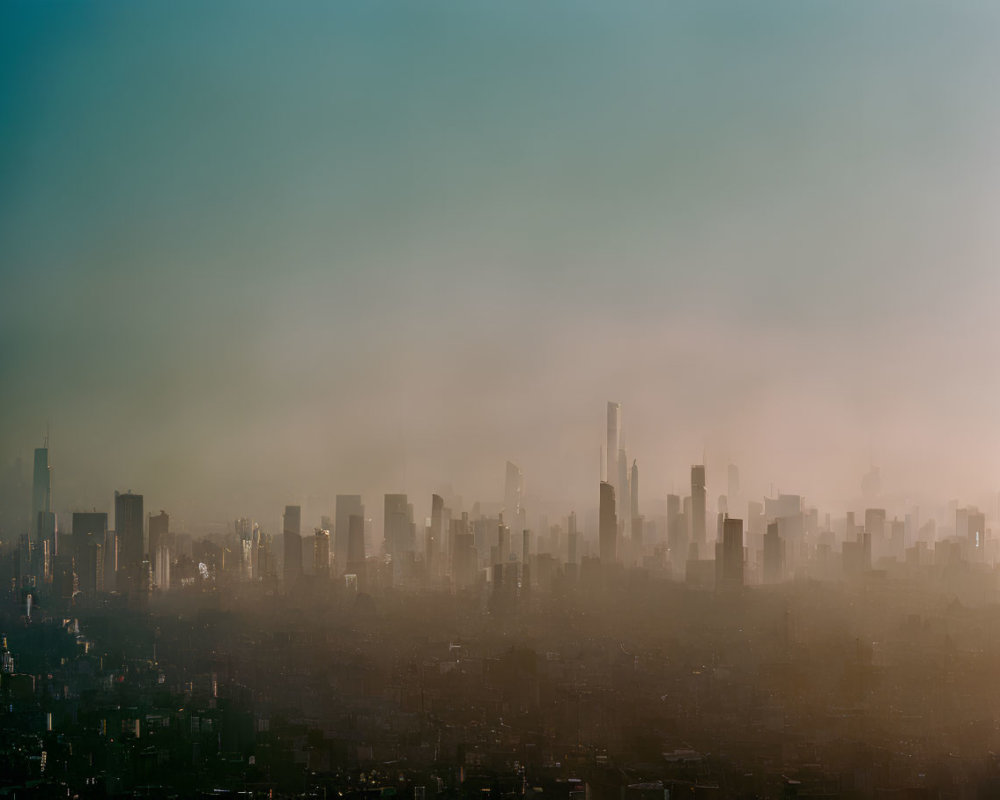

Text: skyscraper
xmin=720 ymin=517 xmax=745 ymax=589
xmin=235 ymin=517 xmax=254 ymax=581
xmin=148 ymin=511 xmax=169 ymax=583
xmin=335 ymin=495 xmax=364 ymax=575
xmin=31 ymin=446 xmax=51 ymax=545
xmin=617 ymin=447 xmax=630 ymax=531
xmin=763 ymin=521 xmax=784 ymax=583
xmin=346 ymin=514 xmax=366 ymax=582
xmin=630 ymin=460 xmax=639 ymax=519
xmin=283 ymin=504 xmax=302 ymax=584
xmin=968 ymin=509 xmax=986 ymax=551
xmin=314 ymin=528 xmax=330 ymax=579
xmin=384 ymin=493 xmax=412 ymax=558
xmin=504 ymin=461 xmax=523 ymax=522
xmin=865 ymin=507 xmax=886 ymax=560
xmin=629 ymin=459 xmax=642 ymax=564
xmin=72 ymin=512 xmax=107 ymax=563
xmin=497 ymin=515 xmax=509 ymax=564
xmin=599 ymin=481 xmax=617 ymax=565
xmin=567 ymin=511 xmax=579 ymax=565
xmin=428 ymin=494 xmax=444 ymax=575
xmin=451 ymin=525 xmax=476 ymax=590
xmin=72 ymin=511 xmax=107 ymax=596
xmin=115 ymin=491 xmax=144 ymax=595
xmin=30 ymin=446 xmax=55 ymax=582
xmin=606 ymin=402 xmax=620 ymax=491
xmin=691 ymin=465 xmax=706 ymax=548
xmin=667 ymin=494 xmax=684 ymax=557
xmin=35 ymin=511 xmax=56 ymax=580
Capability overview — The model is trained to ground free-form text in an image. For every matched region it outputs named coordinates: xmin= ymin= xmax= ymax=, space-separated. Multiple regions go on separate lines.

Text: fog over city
xmin=4 ymin=2 xmax=1000 ymax=524
xmin=5 ymin=2 xmax=1000 ymax=798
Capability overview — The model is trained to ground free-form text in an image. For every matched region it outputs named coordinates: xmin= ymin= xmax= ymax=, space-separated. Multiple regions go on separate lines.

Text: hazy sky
xmin=3 ymin=2 xmax=1000 ymax=528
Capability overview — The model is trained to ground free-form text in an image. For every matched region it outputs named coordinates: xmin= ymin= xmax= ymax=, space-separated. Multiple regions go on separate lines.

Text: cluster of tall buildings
xmin=8 ymin=402 xmax=999 ymax=608
xmin=8 ymin=441 xmax=180 ymax=609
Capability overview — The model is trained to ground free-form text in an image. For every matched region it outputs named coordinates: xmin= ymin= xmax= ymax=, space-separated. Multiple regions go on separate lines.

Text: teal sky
xmin=3 ymin=2 xmax=1000 ymax=527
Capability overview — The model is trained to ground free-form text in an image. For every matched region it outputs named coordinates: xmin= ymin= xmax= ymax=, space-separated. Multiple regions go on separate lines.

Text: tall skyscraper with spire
xmin=31 ymin=443 xmax=51 ymax=546
xmin=606 ymin=402 xmax=620 ymax=494
xmin=691 ymin=465 xmax=707 ymax=551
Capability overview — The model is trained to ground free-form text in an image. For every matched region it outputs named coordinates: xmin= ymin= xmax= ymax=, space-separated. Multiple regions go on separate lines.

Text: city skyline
xmin=5 ymin=402 xmax=1000 ymax=558
xmin=7 ymin=4 xmax=1000 ymax=796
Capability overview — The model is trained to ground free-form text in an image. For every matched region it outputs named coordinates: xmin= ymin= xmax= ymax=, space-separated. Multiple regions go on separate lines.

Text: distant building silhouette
xmin=384 ymin=493 xmax=412 ymax=560
xmin=30 ymin=446 xmax=50 ymax=546
xmin=567 ymin=511 xmax=579 ymax=565
xmin=599 ymin=481 xmax=617 ymax=565
xmin=504 ymin=462 xmax=523 ymax=525
xmin=719 ymin=517 xmax=744 ymax=589
xmin=865 ymin=508 xmax=886 ymax=560
xmin=968 ymin=508 xmax=986 ymax=551
xmin=72 ymin=511 xmax=107 ymax=597
xmin=606 ymin=402 xmax=620 ymax=488
xmin=497 ymin=514 xmax=509 ymax=564
xmin=283 ymin=504 xmax=302 ymax=585
xmin=335 ymin=495 xmax=364 ymax=576
xmin=148 ymin=511 xmax=169 ymax=586
xmin=763 ymin=521 xmax=784 ymax=583
xmin=666 ymin=494 xmax=684 ymax=561
xmin=428 ymin=494 xmax=444 ymax=576
xmin=313 ymin=528 xmax=330 ymax=579
xmin=451 ymin=515 xmax=477 ymax=589
xmin=235 ymin=517 xmax=254 ymax=581
xmin=347 ymin=514 xmax=365 ymax=570
xmin=115 ymin=491 xmax=144 ymax=596
xmin=691 ymin=465 xmax=706 ymax=549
